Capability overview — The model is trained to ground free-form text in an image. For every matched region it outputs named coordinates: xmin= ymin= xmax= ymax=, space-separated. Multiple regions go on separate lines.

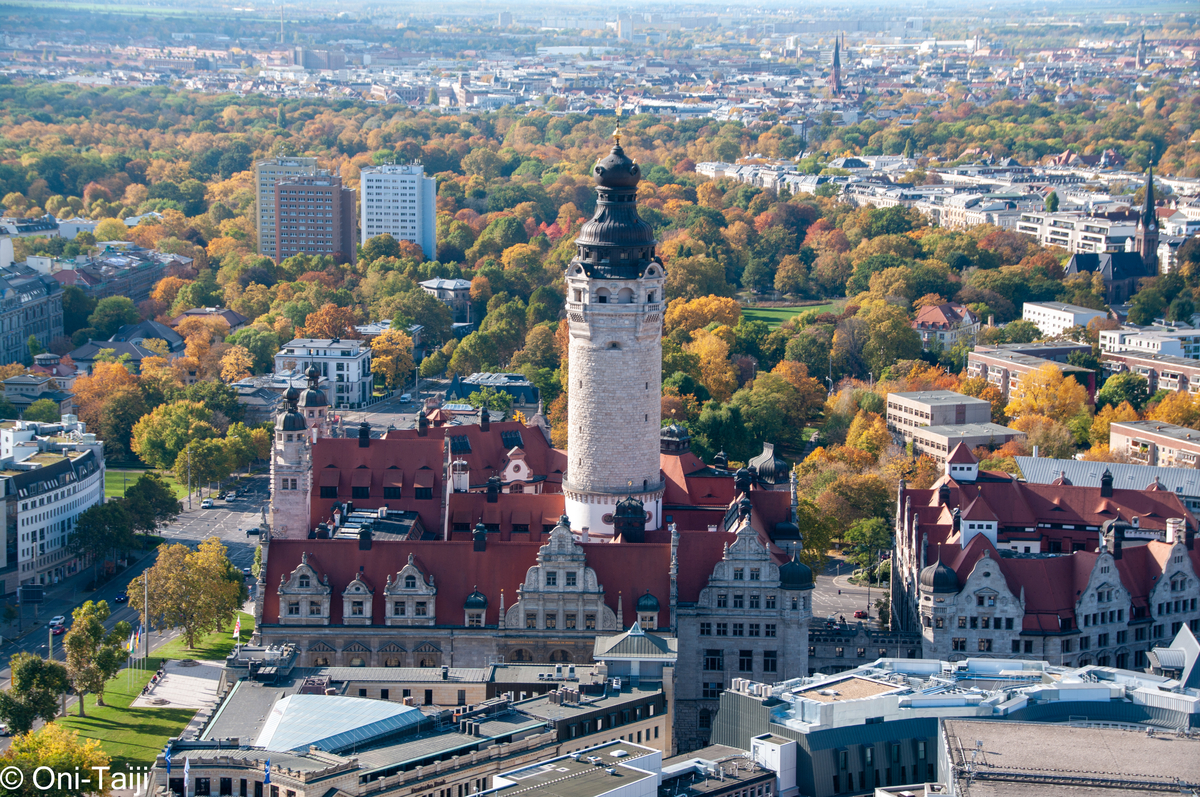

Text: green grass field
xmin=742 ymin=302 xmax=842 ymax=328
xmin=55 ymin=610 xmax=254 ymax=769
xmin=154 ymin=610 xmax=255 ymax=661
xmin=56 ymin=657 xmax=193 ymax=772
xmin=104 ymin=469 xmax=187 ymax=501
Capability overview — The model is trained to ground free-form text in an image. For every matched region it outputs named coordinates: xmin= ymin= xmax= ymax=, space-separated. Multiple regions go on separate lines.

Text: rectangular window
xmin=733 ymin=568 xmax=744 ymax=580
xmin=545 ymin=614 xmax=556 ymax=629
xmin=352 ymin=486 xmax=369 ymax=499
xmin=415 ymin=487 xmax=433 ymax=500
xmin=749 ymin=623 xmax=760 ymax=637
xmin=394 ymin=601 xmax=406 ymax=616
xmin=733 ymin=623 xmax=744 ymax=637
xmin=716 ymin=594 xmax=727 ymax=608
xmin=749 ymin=567 xmax=760 ymax=581
xmin=468 ymin=612 xmax=482 ymax=627
xmin=704 ymin=649 xmax=724 ymax=671
xmin=383 ymin=487 xmax=401 ymax=499
xmin=566 ymin=571 xmax=577 ymax=586
xmin=585 ymin=614 xmax=596 ymax=630
xmin=702 ymin=682 xmax=723 ymax=699
xmin=319 ymin=486 xmax=338 ymax=498
xmin=700 ymin=622 xmax=712 ymax=636
xmin=545 ymin=571 xmax=557 ymax=586
xmin=309 ymin=601 xmax=321 ymax=616
xmin=1005 ymin=617 xmax=1014 ymax=630
xmin=952 ymin=638 xmax=966 ymax=651
xmin=763 ymin=650 xmax=777 ymax=672
xmin=749 ymin=594 xmax=760 ymax=609
xmin=765 ymin=623 xmax=776 ymax=637
xmin=717 ymin=622 xmax=728 ymax=636
xmin=978 ymin=638 xmax=992 ymax=652
xmin=765 ymin=595 xmax=776 ymax=609
xmin=415 ymin=602 xmax=427 ymax=616
xmin=287 ymin=602 xmax=300 ymax=616
xmin=351 ymin=600 xmax=364 ymax=616
xmin=739 ymin=650 xmax=753 ymax=672
xmin=733 ymin=594 xmax=744 ymax=609
xmin=565 ymin=613 xmax=577 ymax=629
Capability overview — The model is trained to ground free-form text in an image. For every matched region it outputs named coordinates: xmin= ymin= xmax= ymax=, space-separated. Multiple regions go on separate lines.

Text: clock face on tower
xmin=1150 ymin=223 xmax=1156 ymax=231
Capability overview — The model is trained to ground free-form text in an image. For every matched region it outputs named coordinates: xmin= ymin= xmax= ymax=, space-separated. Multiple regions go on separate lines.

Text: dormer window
xmin=405 ymin=575 xmax=416 ymax=589
xmin=298 ymin=575 xmax=310 ymax=588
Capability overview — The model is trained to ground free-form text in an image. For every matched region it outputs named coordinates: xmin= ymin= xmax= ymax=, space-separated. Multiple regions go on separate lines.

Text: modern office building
xmin=965 ymin=346 xmax=1096 ymax=401
xmin=885 ymin=391 xmax=992 ymax=442
xmin=1109 ymin=419 xmax=1200 ymax=468
xmin=273 ymin=174 xmax=357 ymax=264
xmin=253 ymin=156 xmax=319 ymax=256
xmin=1021 ymin=301 xmax=1108 ymax=337
xmin=359 ymin=164 xmax=438 ymax=260
xmin=1099 ymin=325 xmax=1200 ymax=359
xmin=906 ymin=422 xmax=1025 ymax=463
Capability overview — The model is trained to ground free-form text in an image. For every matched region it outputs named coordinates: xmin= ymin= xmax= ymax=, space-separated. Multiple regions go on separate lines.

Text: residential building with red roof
xmin=894 ymin=444 xmax=1200 ymax=669
xmin=911 ymin=303 xmax=979 ymax=351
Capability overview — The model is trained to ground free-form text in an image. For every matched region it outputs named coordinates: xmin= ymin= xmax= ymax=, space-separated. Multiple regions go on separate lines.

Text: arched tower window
xmin=596 ymin=288 xmax=611 ymax=304
xmin=617 ymin=287 xmax=634 ymax=304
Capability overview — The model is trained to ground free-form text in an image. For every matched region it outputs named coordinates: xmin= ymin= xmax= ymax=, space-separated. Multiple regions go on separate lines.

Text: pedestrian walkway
xmin=132 ymin=659 xmax=224 ymax=709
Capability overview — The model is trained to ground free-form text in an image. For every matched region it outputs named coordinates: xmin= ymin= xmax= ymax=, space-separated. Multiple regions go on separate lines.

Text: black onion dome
xmin=919 ymin=559 xmax=959 ymax=594
xmin=464 ymin=587 xmax=488 ymax=610
xmin=284 ymin=385 xmax=301 ymax=403
xmin=749 ymin=443 xmax=788 ymax=486
xmin=636 ymin=592 xmax=660 ymax=612
xmin=277 ymin=410 xmax=307 ymax=432
xmin=593 ymin=143 xmax=641 ymax=188
xmin=780 ymin=554 xmax=814 ymax=591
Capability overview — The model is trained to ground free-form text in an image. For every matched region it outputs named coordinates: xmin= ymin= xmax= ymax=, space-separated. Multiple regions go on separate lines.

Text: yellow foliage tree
xmin=151 ymin=276 xmax=191 ymax=308
xmin=664 ymin=295 xmax=742 ymax=334
xmin=219 ymin=346 xmax=254 ymax=383
xmin=93 ymin=218 xmax=128 ymax=242
xmin=1010 ymin=414 xmax=1076 ymax=459
xmin=845 ymin=410 xmax=892 ymax=457
xmin=1089 ymin=400 xmax=1139 ymax=446
xmin=1004 ymin=363 xmax=1088 ymax=423
xmin=686 ymin=329 xmax=737 ymax=403
xmin=0 ymin=723 xmax=111 ymax=797
xmin=500 ymin=243 xmax=542 ymax=272
xmin=369 ymin=328 xmax=415 ymax=390
xmin=1147 ymin=390 xmax=1200 ymax=428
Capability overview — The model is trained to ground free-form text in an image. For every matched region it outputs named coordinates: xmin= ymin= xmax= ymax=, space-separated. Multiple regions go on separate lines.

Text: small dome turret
xmin=464 ymin=586 xmax=488 ymax=610
xmin=779 ymin=554 xmax=814 ymax=591
xmin=593 ymin=142 xmax=641 ymax=188
xmin=919 ymin=558 xmax=959 ymax=594
xmin=276 ymin=381 xmax=307 ymax=432
xmin=636 ymin=591 xmax=660 ymax=612
xmin=299 ymin=366 xmax=328 ymax=408
xmin=749 ymin=442 xmax=788 ymax=486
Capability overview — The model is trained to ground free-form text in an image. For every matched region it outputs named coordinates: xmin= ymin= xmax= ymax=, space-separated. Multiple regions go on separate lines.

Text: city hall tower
xmin=563 ymin=133 xmax=666 ymax=535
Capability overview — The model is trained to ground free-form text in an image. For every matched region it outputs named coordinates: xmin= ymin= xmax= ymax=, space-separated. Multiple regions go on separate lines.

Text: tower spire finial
xmin=613 ymin=103 xmax=623 ymax=146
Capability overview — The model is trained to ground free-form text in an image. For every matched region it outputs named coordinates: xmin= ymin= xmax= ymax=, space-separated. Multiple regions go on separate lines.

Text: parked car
xmin=49 ymin=615 xmax=65 ymax=628
xmin=399 ymin=393 xmax=411 ymax=402
xmin=242 ymin=567 xmax=252 ymax=577
xmin=853 ymin=610 xmax=869 ymax=619
xmin=114 ymin=593 xmax=128 ymax=603
xmin=225 ymin=492 xmax=237 ymax=502
xmin=245 ymin=527 xmax=260 ymax=536
xmin=200 ymin=498 xmax=214 ymax=509
xmin=0 ymin=723 xmax=9 ymax=736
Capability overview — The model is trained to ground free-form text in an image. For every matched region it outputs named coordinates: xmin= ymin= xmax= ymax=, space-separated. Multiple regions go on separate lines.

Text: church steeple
xmin=828 ymin=36 xmax=843 ymax=97
xmin=1136 ymin=167 xmax=1159 ymax=274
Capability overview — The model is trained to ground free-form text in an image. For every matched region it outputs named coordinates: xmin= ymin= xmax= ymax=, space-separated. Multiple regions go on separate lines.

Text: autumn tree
xmin=686 ymin=329 xmax=737 ymax=403
xmin=219 ymin=345 xmax=254 ymax=382
xmin=1147 ymin=390 xmax=1200 ymax=428
xmin=128 ymin=539 xmax=243 ymax=651
xmin=664 ymin=295 xmax=742 ymax=335
xmin=300 ymin=302 xmax=361 ymax=339
xmin=369 ymin=328 xmax=415 ymax=390
xmin=1004 ymin=363 xmax=1089 ymax=423
xmin=63 ymin=601 xmax=130 ymax=714
xmin=130 ymin=400 xmax=221 ymax=470
xmin=0 ymin=724 xmax=111 ymax=797
xmin=1010 ymin=414 xmax=1076 ymax=458
xmin=1089 ymin=401 xmax=1139 ymax=446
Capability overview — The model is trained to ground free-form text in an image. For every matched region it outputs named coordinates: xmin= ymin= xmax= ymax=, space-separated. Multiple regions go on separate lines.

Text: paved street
xmin=0 ymin=474 xmax=271 ymax=694
xmin=811 ymin=556 xmax=888 ymax=629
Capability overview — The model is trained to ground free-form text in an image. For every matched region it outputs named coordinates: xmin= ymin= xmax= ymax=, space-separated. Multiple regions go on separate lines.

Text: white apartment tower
xmin=563 ymin=137 xmax=666 ymax=535
xmin=360 ymin=164 xmax=438 ymax=261
xmin=254 ymin=156 xmax=319 ymax=256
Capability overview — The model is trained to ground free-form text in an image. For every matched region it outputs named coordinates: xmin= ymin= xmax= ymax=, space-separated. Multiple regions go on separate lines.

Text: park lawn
xmin=154 ymin=611 xmax=255 ymax=661
xmin=55 ymin=656 xmax=194 ymax=771
xmin=105 ymin=469 xmax=187 ymax=501
xmin=742 ymin=302 xmax=841 ymax=328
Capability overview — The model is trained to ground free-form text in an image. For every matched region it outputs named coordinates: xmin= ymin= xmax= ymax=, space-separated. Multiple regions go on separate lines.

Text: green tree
xmin=251 ymin=544 xmax=262 ymax=578
xmin=466 ymin=386 xmax=513 ymax=414
xmin=123 ymin=472 xmax=182 ymax=534
xmin=844 ymin=517 xmax=893 ymax=578
xmin=1045 ymin=190 xmax=1059 ymax=212
xmin=87 ymin=296 xmax=138 ymax=338
xmin=794 ymin=498 xmax=835 ymax=572
xmin=1096 ymin=371 xmax=1150 ymax=411
xmin=22 ymin=399 xmax=60 ymax=423
xmin=63 ymin=600 xmax=129 ymax=714
xmin=62 ymin=286 xmax=97 ymax=336
xmin=0 ymin=398 xmax=18 ymax=420
xmin=68 ymin=502 xmax=134 ymax=586
xmin=224 ymin=327 xmax=281 ymax=374
xmin=130 ymin=400 xmax=220 ymax=470
xmin=26 ymin=334 xmax=44 ymax=359
xmin=0 ymin=653 xmax=70 ymax=734
xmin=390 ymin=288 xmax=454 ymax=346
xmin=176 ymin=437 xmax=233 ymax=495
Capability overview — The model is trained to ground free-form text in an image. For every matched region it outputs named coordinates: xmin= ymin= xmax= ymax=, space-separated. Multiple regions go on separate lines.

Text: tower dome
xmin=779 ymin=554 xmax=815 ymax=591
xmin=919 ymin=558 xmax=959 ymax=594
xmin=276 ymin=384 xmax=307 ymax=432
xmin=299 ymin=367 xmax=328 ymax=408
xmin=749 ymin=442 xmax=788 ymax=486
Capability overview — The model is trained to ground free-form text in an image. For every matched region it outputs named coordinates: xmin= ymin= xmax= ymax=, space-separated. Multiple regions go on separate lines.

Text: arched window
xmin=312 ymin=656 xmax=330 ymax=667
xmin=617 ymin=287 xmax=634 ymax=304
xmin=349 ymin=657 xmax=366 ymax=667
xmin=419 ymin=658 xmax=437 ymax=668
xmin=596 ymin=288 xmax=611 ymax=304
xmin=405 ymin=575 xmax=416 ymax=589
xmin=385 ymin=658 xmax=402 ymax=667
xmin=510 ymin=649 xmax=533 ymax=662
xmin=549 ymin=649 xmax=572 ymax=663
xmin=511 ymin=482 xmax=524 ymax=494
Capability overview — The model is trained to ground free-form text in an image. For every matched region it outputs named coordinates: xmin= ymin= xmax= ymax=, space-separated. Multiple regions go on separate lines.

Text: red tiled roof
xmin=310 ymin=437 xmax=446 ymax=532
xmin=947 ymin=442 xmax=977 ymax=464
xmin=446 ymin=491 xmax=566 ymax=540
xmin=913 ymin=303 xmax=975 ymax=330
xmin=385 ymin=421 xmax=565 ymax=490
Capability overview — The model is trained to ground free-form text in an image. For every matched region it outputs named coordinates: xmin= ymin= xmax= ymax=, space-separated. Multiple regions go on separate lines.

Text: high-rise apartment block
xmin=359 ymin=164 xmax=437 ymax=261
xmin=273 ymin=174 xmax=357 ymax=264
xmin=253 ymin=157 xmax=319 ymax=257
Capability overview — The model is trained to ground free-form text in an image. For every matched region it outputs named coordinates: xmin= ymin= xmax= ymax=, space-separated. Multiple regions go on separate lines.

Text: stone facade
xmin=674 ymin=520 xmax=813 ymax=752
xmin=919 ymin=549 xmax=1025 ymax=661
xmin=563 ymin=140 xmax=667 ymax=535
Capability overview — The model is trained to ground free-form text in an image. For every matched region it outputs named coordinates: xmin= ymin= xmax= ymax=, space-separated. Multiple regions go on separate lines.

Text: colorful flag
xmin=183 ymin=756 xmax=190 ymax=785
xmin=264 ymin=759 xmax=271 ymax=785
xmin=233 ymin=616 xmax=241 ymax=640
xmin=165 ymin=749 xmax=171 ymax=776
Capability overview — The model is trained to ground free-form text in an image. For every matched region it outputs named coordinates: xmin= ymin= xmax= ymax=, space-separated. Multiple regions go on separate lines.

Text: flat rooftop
xmin=943 ymin=719 xmax=1200 ymax=795
xmin=517 ymin=688 xmax=660 ymax=722
xmin=915 ymin=422 xmax=1022 ymax=439
xmin=491 ymin=741 xmax=657 ymax=797
xmin=793 ymin=676 xmax=900 ymax=704
xmin=888 ymin=391 xmax=989 ymax=407
xmin=1110 ymin=419 xmax=1200 ymax=445
xmin=1024 ymin=301 xmax=1107 ymax=315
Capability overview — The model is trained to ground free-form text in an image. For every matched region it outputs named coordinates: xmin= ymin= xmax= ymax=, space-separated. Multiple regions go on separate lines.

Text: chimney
xmin=473 ymin=521 xmax=487 ymax=552
xmin=1100 ymin=469 xmax=1113 ymax=497
xmin=480 ymin=406 xmax=490 ymax=431
xmin=442 ymin=665 xmax=449 ymax=681
xmin=358 ymin=421 xmax=370 ymax=448
xmin=486 ymin=475 xmax=500 ymax=503
xmin=1166 ymin=517 xmax=1185 ymax=544
xmin=418 ymin=412 xmax=428 ymax=437
xmin=358 ymin=525 xmax=372 ymax=551
xmin=1032 ymin=445 xmax=1039 ymax=458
